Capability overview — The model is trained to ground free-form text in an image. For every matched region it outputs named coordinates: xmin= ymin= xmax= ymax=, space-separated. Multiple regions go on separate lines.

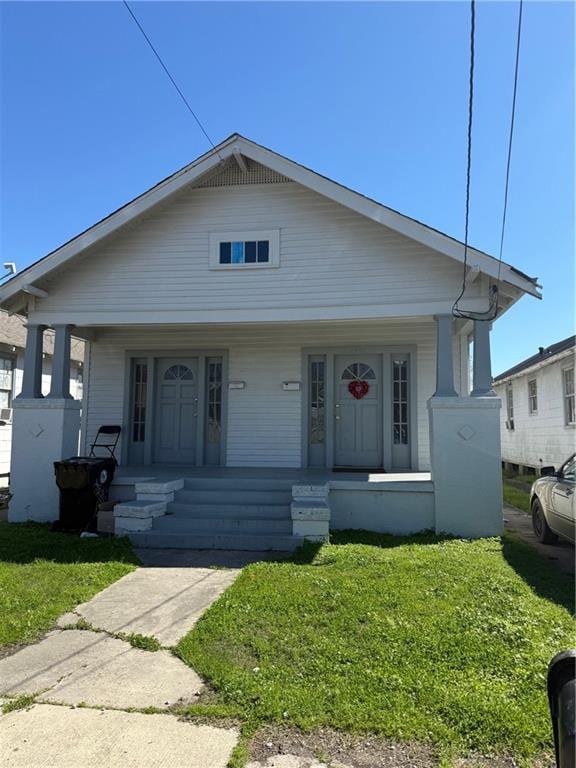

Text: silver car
xmin=530 ymin=454 xmax=575 ymax=544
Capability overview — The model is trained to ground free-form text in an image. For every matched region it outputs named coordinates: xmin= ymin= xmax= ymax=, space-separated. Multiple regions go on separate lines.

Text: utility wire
xmin=122 ymin=1 xmax=222 ymax=158
xmin=453 ymin=0 xmax=524 ymax=322
xmin=452 ymin=0 xmax=478 ymax=320
xmin=495 ymin=0 xmax=524 ymax=310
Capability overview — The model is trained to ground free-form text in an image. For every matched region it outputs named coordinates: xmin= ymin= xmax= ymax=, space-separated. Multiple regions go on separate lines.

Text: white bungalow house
xmin=494 ymin=335 xmax=575 ymax=473
xmin=0 ymin=135 xmax=540 ymax=548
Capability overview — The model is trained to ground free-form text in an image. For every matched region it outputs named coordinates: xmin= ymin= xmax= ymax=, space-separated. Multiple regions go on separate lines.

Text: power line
xmin=452 ymin=0 xmax=477 ymax=320
xmin=496 ymin=0 xmax=524 ymax=309
xmin=453 ymin=0 xmax=525 ymax=322
xmin=122 ymin=1 xmax=222 ymax=158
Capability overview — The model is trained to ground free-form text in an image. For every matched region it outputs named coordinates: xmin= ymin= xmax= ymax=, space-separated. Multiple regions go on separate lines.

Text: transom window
xmin=563 ymin=367 xmax=575 ymax=426
xmin=210 ymin=230 xmax=280 ymax=269
xmin=528 ymin=378 xmax=538 ymax=414
xmin=164 ymin=364 xmax=194 ymax=381
xmin=341 ymin=362 xmax=376 ymax=380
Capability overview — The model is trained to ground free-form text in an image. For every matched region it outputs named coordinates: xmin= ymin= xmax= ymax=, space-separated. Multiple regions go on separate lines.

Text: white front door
xmin=334 ymin=355 xmax=383 ymax=467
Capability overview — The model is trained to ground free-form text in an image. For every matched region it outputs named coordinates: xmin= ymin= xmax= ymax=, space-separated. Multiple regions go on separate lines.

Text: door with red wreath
xmin=334 ymin=355 xmax=383 ymax=468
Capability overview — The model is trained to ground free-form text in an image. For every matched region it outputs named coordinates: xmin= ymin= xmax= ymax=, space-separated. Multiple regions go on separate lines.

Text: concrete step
xmin=174 ymin=489 xmax=293 ymax=505
xmin=153 ymin=516 xmax=293 ymax=534
xmin=182 ymin=477 xmax=296 ymax=491
xmin=128 ymin=531 xmax=302 ymax=551
xmin=166 ymin=502 xmax=290 ymax=519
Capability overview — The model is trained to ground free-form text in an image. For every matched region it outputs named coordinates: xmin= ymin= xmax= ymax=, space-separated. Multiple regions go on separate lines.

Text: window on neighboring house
xmin=563 ymin=367 xmax=575 ymax=426
xmin=0 ymin=355 xmax=14 ymax=410
xmin=506 ymin=381 xmax=514 ymax=429
xmin=528 ymin=378 xmax=538 ymax=414
xmin=210 ymin=231 xmax=280 ymax=268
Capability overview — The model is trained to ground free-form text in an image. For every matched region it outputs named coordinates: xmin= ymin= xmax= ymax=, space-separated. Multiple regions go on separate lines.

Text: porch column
xmin=17 ymin=324 xmax=46 ymax=399
xmin=47 ymin=324 xmax=74 ymax=399
xmin=433 ymin=315 xmax=457 ymax=397
xmin=471 ymin=320 xmax=496 ymax=397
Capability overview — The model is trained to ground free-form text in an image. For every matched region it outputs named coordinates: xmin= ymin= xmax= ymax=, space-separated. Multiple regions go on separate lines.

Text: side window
xmin=0 ymin=355 xmax=15 ymax=409
xmin=528 ymin=378 xmax=538 ymax=414
xmin=506 ymin=381 xmax=514 ymax=429
xmin=561 ymin=458 xmax=575 ymax=483
xmin=563 ymin=367 xmax=575 ymax=426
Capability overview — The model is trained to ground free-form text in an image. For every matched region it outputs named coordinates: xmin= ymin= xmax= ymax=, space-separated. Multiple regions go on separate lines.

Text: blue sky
xmin=1 ymin=1 xmax=573 ymax=374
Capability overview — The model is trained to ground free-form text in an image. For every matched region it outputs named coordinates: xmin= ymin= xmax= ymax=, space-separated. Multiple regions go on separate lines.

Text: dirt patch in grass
xmin=249 ymin=725 xmax=436 ymax=767
xmin=249 ymin=726 xmax=554 ymax=768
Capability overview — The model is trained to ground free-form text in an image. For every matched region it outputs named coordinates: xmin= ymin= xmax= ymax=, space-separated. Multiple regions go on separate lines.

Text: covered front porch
xmin=8 ymin=313 xmax=502 ymax=544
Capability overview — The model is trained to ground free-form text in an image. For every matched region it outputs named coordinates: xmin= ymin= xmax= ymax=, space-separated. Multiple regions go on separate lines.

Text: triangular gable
xmin=0 ymin=133 xmax=541 ymax=308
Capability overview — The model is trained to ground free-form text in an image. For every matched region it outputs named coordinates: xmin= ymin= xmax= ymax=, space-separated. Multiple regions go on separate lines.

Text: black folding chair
xmin=89 ymin=426 xmax=121 ymax=459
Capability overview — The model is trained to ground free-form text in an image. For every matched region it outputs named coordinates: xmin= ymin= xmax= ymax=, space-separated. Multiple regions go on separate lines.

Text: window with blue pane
xmin=219 ymin=240 xmax=270 ymax=265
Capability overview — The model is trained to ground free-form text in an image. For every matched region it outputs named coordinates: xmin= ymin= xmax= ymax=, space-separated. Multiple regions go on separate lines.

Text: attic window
xmin=210 ymin=230 xmax=280 ymax=269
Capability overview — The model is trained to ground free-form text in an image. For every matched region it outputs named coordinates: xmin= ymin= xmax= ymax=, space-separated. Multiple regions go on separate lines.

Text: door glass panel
xmin=207 ymin=360 xmax=223 ymax=444
xmin=132 ymin=360 xmax=147 ymax=443
xmin=341 ymin=362 xmax=376 ymax=380
xmin=310 ymin=360 xmax=325 ymax=444
xmin=164 ymin=364 xmax=193 ymax=381
xmin=393 ymin=360 xmax=408 ymax=445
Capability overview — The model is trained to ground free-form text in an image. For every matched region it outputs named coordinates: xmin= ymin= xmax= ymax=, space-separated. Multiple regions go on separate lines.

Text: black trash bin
xmin=53 ymin=457 xmax=116 ymax=532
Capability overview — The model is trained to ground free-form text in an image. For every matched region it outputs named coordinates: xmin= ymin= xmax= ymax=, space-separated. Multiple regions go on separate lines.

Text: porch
xmin=8 ymin=314 xmax=503 ymax=544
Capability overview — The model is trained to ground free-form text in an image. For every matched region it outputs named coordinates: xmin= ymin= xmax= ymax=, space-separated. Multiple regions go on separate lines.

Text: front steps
xmin=125 ymin=477 xmax=304 ymax=551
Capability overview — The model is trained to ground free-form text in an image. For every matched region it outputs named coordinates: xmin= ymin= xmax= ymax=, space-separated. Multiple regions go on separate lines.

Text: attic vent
xmin=197 ymin=157 xmax=291 ymax=187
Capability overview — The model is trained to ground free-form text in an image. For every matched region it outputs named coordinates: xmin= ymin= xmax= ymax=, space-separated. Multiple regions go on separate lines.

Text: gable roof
xmin=494 ymin=335 xmax=575 ymax=383
xmin=0 ymin=133 xmax=541 ymax=308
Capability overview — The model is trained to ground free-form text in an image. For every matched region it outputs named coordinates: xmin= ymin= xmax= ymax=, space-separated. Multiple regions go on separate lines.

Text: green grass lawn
xmin=503 ymin=481 xmax=531 ymax=513
xmin=0 ymin=522 xmax=138 ymax=650
xmin=177 ymin=531 xmax=575 ymax=764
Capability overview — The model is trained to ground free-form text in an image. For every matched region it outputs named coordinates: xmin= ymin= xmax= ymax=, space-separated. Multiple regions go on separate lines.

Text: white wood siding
xmin=495 ymin=351 xmax=575 ymax=468
xmin=36 ymin=182 xmax=480 ymax=321
xmin=84 ymin=319 xmax=457 ymax=470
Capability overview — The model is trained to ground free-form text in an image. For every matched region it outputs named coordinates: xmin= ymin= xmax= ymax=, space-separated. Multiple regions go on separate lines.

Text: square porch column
xmin=428 ymin=318 xmax=502 ymax=537
xmin=9 ymin=324 xmax=81 ymax=523
xmin=16 ymin=324 xmax=46 ymax=399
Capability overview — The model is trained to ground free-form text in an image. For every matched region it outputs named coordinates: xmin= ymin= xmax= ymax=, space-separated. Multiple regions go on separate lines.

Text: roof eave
xmin=0 ymin=133 xmax=541 ymax=306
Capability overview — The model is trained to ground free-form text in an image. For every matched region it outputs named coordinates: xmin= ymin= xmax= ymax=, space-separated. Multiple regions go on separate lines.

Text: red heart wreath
xmin=348 ymin=380 xmax=370 ymax=400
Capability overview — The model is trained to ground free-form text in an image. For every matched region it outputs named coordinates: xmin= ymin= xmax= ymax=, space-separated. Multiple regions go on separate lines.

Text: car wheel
xmin=532 ymin=498 xmax=558 ymax=544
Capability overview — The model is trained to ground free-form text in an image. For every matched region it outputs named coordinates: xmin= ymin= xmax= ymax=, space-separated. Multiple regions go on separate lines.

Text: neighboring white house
xmin=0 ymin=134 xmax=541 ymax=546
xmin=494 ymin=335 xmax=575 ymax=473
xmin=0 ymin=312 xmax=84 ymax=481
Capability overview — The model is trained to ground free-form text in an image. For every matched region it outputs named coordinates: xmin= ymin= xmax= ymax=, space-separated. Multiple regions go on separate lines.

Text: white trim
xmin=23 ymin=285 xmax=49 ymax=299
xmin=27 ymin=298 xmax=495 ymax=328
xmin=494 ymin=347 xmax=575 ymax=384
xmin=209 ymin=230 xmax=280 ymax=270
xmin=0 ymin=134 xmax=540 ymax=306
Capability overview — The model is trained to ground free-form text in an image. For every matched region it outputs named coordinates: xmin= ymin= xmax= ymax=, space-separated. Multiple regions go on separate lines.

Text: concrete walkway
xmin=0 ymin=564 xmax=240 ymax=767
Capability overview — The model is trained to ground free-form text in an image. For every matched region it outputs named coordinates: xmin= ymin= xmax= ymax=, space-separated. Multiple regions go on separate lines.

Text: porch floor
xmin=115 ymin=465 xmax=432 ymax=485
